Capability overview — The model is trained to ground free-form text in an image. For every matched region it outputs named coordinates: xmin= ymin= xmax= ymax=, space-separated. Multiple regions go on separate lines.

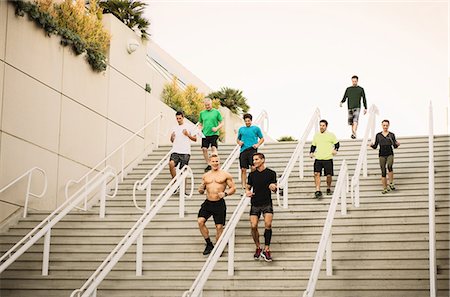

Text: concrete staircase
xmin=1 ymin=135 xmax=449 ymax=297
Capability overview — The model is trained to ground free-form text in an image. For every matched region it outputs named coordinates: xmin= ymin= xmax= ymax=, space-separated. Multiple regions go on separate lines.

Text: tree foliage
xmin=100 ymin=0 xmax=150 ymax=40
xmin=277 ymin=136 xmax=298 ymax=142
xmin=207 ymin=87 xmax=249 ymax=115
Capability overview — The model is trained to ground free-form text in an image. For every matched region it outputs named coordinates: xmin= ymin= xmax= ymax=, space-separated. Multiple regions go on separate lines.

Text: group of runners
xmin=168 ymin=76 xmax=400 ymax=261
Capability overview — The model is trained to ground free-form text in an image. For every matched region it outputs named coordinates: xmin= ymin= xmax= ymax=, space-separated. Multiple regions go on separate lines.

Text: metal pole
xmin=228 ymin=230 xmax=235 ymax=276
xmin=428 ymin=102 xmax=437 ymax=297
xmin=179 ymin=178 xmax=185 ymax=218
xmin=136 ymin=231 xmax=143 ymax=276
xmin=42 ymin=229 xmax=51 ymax=276
xmin=99 ymin=178 xmax=106 ymax=219
xmin=23 ymin=173 xmax=32 ymax=218
xmin=326 ymin=232 xmax=333 ymax=276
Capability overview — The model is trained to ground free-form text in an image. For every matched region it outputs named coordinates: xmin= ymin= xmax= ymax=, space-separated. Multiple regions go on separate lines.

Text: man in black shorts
xmin=309 ymin=120 xmax=340 ymax=198
xmin=237 ymin=113 xmax=264 ymax=191
xmin=246 ymin=153 xmax=277 ymax=262
xmin=199 ymin=98 xmax=224 ymax=172
xmin=198 ymin=154 xmax=236 ymax=255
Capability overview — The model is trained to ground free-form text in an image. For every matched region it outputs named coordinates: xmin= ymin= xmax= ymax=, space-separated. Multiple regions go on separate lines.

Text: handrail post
xmin=23 ymin=172 xmax=33 ymax=218
xmin=84 ymin=176 xmax=89 ymax=211
xmin=121 ymin=147 xmax=125 ymax=182
xmin=179 ymin=178 xmax=185 ymax=218
xmin=341 ymin=177 xmax=347 ymax=215
xmin=428 ymin=101 xmax=437 ymax=297
xmin=283 ymin=183 xmax=288 ymax=209
xmin=156 ymin=113 xmax=162 ymax=149
xmin=42 ymin=229 xmax=51 ymax=276
xmin=136 ymin=231 xmax=143 ymax=276
xmin=227 ymin=230 xmax=235 ymax=276
xmin=146 ymin=185 xmax=152 ymax=211
xmin=99 ymin=177 xmax=107 ymax=219
xmin=326 ymin=232 xmax=332 ymax=276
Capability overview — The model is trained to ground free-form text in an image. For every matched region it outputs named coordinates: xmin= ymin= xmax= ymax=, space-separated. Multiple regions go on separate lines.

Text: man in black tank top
xmin=246 ymin=153 xmax=278 ymax=262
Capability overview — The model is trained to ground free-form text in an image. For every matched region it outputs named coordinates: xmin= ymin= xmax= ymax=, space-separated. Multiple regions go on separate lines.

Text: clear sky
xmin=145 ymin=0 xmax=449 ymax=140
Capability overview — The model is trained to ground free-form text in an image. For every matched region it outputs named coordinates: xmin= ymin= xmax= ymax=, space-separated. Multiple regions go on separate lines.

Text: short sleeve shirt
xmin=237 ymin=125 xmax=263 ymax=152
xmin=247 ymin=168 xmax=277 ymax=206
xmin=171 ymin=123 xmax=195 ymax=154
xmin=311 ymin=131 xmax=338 ymax=160
xmin=199 ymin=109 xmax=223 ymax=136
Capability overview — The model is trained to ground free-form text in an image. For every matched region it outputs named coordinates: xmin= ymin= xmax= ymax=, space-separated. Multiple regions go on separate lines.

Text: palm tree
xmin=207 ymin=87 xmax=250 ymax=115
xmin=99 ymin=0 xmax=150 ymax=40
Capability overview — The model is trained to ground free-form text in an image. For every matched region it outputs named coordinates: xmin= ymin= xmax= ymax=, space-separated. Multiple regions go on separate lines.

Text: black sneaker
xmin=351 ymin=134 xmax=356 ymax=139
xmin=261 ymin=250 xmax=272 ymax=262
xmin=326 ymin=189 xmax=332 ymax=195
xmin=204 ymin=165 xmax=212 ymax=172
xmin=254 ymin=247 xmax=262 ymax=260
xmin=203 ymin=243 xmax=214 ymax=255
xmin=314 ymin=191 xmax=323 ymax=199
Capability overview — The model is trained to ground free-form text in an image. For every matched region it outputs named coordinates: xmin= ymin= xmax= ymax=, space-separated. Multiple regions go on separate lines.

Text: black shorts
xmin=250 ymin=203 xmax=273 ymax=218
xmin=198 ymin=199 xmax=226 ymax=225
xmin=170 ymin=153 xmax=190 ymax=169
xmin=239 ymin=147 xmax=257 ymax=169
xmin=314 ymin=159 xmax=334 ymax=176
xmin=201 ymin=135 xmax=219 ymax=149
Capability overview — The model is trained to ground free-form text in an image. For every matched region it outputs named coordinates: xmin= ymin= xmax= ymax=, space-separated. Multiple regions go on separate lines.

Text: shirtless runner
xmin=198 ymin=154 xmax=236 ymax=255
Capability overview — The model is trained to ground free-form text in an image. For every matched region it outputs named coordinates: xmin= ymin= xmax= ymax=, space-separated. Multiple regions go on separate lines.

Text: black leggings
xmin=379 ymin=155 xmax=394 ymax=177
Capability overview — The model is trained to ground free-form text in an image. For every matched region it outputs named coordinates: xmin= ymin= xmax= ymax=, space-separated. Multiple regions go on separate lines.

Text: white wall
xmin=0 ymin=4 xmax=241 ymax=224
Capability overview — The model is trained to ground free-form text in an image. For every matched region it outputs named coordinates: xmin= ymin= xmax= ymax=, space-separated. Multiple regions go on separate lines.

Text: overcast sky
xmin=145 ymin=0 xmax=449 ymax=140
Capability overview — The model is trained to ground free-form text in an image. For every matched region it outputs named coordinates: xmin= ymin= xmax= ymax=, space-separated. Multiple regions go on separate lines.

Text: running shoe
xmin=204 ymin=165 xmax=212 ymax=172
xmin=326 ymin=189 xmax=332 ymax=195
xmin=314 ymin=191 xmax=323 ymax=199
xmin=261 ymin=250 xmax=273 ymax=262
xmin=203 ymin=243 xmax=214 ymax=255
xmin=254 ymin=247 xmax=262 ymax=260
xmin=351 ymin=134 xmax=356 ymax=139
xmin=381 ymin=188 xmax=389 ymax=194
xmin=389 ymin=183 xmax=396 ymax=190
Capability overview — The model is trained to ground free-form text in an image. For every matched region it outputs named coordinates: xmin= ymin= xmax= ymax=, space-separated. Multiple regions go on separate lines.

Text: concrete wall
xmin=0 ymin=4 xmax=242 ymax=224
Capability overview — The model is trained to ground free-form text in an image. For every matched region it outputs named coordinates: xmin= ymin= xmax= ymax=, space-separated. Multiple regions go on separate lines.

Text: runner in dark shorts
xmin=246 ymin=153 xmax=277 ymax=262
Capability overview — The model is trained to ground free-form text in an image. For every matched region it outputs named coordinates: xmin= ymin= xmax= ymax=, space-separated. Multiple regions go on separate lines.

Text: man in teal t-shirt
xmin=340 ymin=75 xmax=367 ymax=139
xmin=237 ymin=113 xmax=264 ymax=191
xmin=309 ymin=119 xmax=340 ymax=199
xmin=199 ymin=98 xmax=223 ymax=172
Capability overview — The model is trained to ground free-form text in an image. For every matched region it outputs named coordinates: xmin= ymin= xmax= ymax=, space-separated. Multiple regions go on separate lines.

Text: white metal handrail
xmin=276 ymin=108 xmax=320 ymax=208
xmin=428 ymin=101 xmax=437 ymax=297
xmin=132 ymin=122 xmax=202 ymax=211
xmin=182 ymin=194 xmax=250 ymax=297
xmin=0 ymin=166 xmax=118 ymax=276
xmin=302 ymin=160 xmax=349 ymax=297
xmin=350 ymin=104 xmax=379 ymax=207
xmin=0 ymin=167 xmax=48 ymax=218
xmin=70 ymin=165 xmax=194 ymax=297
xmin=65 ymin=113 xmax=163 ymax=208
xmin=133 ymin=150 xmax=172 ymax=211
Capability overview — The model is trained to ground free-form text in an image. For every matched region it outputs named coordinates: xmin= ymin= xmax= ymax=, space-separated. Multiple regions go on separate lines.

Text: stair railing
xmin=0 ymin=167 xmax=48 ymax=218
xmin=65 ymin=113 xmax=163 ymax=211
xmin=428 ymin=101 xmax=437 ymax=297
xmin=182 ymin=194 xmax=250 ymax=297
xmin=70 ymin=165 xmax=194 ymax=297
xmin=132 ymin=122 xmax=202 ymax=211
xmin=276 ymin=108 xmax=320 ymax=208
xmin=350 ymin=104 xmax=378 ymax=207
xmin=302 ymin=160 xmax=349 ymax=297
xmin=0 ymin=166 xmax=118 ymax=276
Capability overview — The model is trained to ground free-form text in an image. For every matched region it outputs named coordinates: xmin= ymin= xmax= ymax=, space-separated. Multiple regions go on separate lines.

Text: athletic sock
xmin=264 ymin=229 xmax=272 ymax=246
xmin=205 ymin=237 xmax=212 ymax=245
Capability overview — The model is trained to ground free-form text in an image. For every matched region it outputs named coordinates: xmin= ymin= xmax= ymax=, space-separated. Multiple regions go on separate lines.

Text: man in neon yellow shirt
xmin=309 ymin=119 xmax=340 ymax=199
xmin=199 ymin=98 xmax=224 ymax=172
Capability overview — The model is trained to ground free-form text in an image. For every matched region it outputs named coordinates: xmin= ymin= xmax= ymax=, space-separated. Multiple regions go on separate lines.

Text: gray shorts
xmin=348 ymin=108 xmax=361 ymax=125
xmin=170 ymin=153 xmax=190 ymax=169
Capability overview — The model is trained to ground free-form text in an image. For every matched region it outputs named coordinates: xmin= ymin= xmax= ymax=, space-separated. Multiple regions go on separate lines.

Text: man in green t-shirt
xmin=340 ymin=75 xmax=367 ymax=139
xmin=309 ymin=119 xmax=340 ymax=199
xmin=199 ymin=98 xmax=224 ymax=172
